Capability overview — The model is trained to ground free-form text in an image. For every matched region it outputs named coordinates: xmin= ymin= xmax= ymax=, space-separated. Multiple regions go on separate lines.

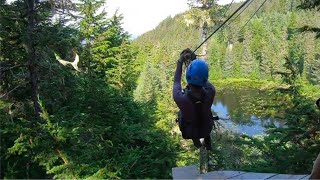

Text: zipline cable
xmin=225 ymin=0 xmax=254 ymax=27
xmin=223 ymin=0 xmax=235 ymax=17
xmin=195 ymin=0 xmax=235 ymax=57
xmin=239 ymin=0 xmax=268 ymax=32
xmin=166 ymin=0 xmax=251 ymax=67
xmin=193 ymin=0 xmax=251 ymax=53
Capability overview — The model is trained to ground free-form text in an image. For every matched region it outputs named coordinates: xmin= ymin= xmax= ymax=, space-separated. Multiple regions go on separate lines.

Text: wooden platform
xmin=172 ymin=165 xmax=311 ymax=179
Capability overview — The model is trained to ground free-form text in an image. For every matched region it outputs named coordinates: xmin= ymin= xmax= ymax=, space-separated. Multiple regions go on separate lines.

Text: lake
xmin=211 ymin=87 xmax=285 ymax=136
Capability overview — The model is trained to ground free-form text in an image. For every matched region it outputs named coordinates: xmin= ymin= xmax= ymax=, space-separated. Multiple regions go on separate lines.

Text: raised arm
xmin=173 ymin=60 xmax=184 ymax=101
xmin=172 ymin=48 xmax=196 ymax=102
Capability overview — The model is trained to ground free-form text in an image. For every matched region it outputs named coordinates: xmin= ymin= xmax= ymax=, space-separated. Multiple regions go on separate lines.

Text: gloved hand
xmin=179 ymin=48 xmax=196 ymax=63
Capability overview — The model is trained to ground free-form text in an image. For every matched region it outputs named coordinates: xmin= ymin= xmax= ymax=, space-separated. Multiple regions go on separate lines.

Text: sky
xmin=106 ymin=0 xmax=243 ymax=38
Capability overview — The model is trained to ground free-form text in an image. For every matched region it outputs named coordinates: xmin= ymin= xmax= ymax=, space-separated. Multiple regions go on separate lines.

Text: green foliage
xmin=133 ymin=0 xmax=320 ymax=175
xmin=209 ymin=81 xmax=319 ymax=174
xmin=205 ymin=0 xmax=320 ymax=84
xmin=1 ymin=0 xmax=320 ymax=178
xmin=1 ymin=0 xmax=179 ymax=179
xmin=298 ymin=0 xmax=320 ymax=10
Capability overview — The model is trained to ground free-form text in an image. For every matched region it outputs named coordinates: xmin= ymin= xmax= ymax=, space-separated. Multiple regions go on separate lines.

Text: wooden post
xmin=199 ymin=145 xmax=208 ymax=174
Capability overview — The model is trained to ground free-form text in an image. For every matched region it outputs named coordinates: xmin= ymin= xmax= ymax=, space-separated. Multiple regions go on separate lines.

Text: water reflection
xmin=211 ymin=88 xmax=283 ymax=136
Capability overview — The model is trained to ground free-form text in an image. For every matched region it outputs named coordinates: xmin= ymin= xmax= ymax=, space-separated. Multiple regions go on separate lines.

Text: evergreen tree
xmin=184 ymin=0 xmax=223 ymax=59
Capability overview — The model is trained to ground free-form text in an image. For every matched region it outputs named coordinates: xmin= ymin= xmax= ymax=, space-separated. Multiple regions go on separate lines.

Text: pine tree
xmin=184 ymin=0 xmax=223 ymax=59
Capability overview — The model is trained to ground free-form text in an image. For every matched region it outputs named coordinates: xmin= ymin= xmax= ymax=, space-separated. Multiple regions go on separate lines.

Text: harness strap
xmin=185 ymin=88 xmax=207 ymax=128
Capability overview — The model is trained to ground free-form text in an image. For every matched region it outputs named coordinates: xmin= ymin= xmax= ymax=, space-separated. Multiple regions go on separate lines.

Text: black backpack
xmin=176 ymin=88 xmax=214 ymax=139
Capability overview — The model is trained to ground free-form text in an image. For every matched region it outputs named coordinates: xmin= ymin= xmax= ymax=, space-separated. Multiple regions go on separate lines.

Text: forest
xmin=0 ymin=0 xmax=319 ymax=179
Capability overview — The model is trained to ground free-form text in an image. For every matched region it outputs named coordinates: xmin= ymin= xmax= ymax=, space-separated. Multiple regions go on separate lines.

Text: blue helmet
xmin=186 ymin=59 xmax=208 ymax=87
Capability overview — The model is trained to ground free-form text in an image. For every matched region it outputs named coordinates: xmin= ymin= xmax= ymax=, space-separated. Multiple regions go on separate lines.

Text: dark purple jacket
xmin=173 ymin=61 xmax=216 ymax=138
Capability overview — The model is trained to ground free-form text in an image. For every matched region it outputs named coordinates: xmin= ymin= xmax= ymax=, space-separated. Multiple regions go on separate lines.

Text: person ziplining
xmin=170 ymin=0 xmax=320 ymax=176
xmin=170 ymin=1 xmax=253 ymax=172
xmin=173 ymin=48 xmax=215 ymax=151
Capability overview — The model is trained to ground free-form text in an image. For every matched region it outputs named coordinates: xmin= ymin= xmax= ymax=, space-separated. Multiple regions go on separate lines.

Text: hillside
xmin=1 ymin=0 xmax=319 ymax=178
xmin=134 ymin=0 xmax=320 ymax=84
xmin=132 ymin=0 xmax=320 ymax=175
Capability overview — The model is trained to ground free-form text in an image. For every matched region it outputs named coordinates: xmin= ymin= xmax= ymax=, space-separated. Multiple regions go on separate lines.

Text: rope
xmin=166 ymin=0 xmax=252 ymax=67
xmin=193 ymin=0 xmax=235 ymax=58
xmin=223 ymin=0 xmax=235 ymax=17
xmin=193 ymin=0 xmax=251 ymax=53
xmin=226 ymin=0 xmax=254 ymax=27
xmin=239 ymin=0 xmax=268 ymax=32
xmin=217 ymin=0 xmax=253 ymax=43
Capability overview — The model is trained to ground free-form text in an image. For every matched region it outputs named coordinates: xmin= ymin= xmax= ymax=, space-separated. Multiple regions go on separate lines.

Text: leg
xmin=204 ymin=135 xmax=212 ymax=151
xmin=192 ymin=139 xmax=202 ymax=148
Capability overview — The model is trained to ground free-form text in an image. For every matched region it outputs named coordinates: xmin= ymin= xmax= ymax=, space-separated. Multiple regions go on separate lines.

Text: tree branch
xmin=0 ymin=64 xmax=26 ymax=73
xmin=0 ymin=81 xmax=28 ymax=99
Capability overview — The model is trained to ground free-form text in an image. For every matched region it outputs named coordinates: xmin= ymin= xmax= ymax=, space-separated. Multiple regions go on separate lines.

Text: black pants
xmin=192 ymin=135 xmax=212 ymax=150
